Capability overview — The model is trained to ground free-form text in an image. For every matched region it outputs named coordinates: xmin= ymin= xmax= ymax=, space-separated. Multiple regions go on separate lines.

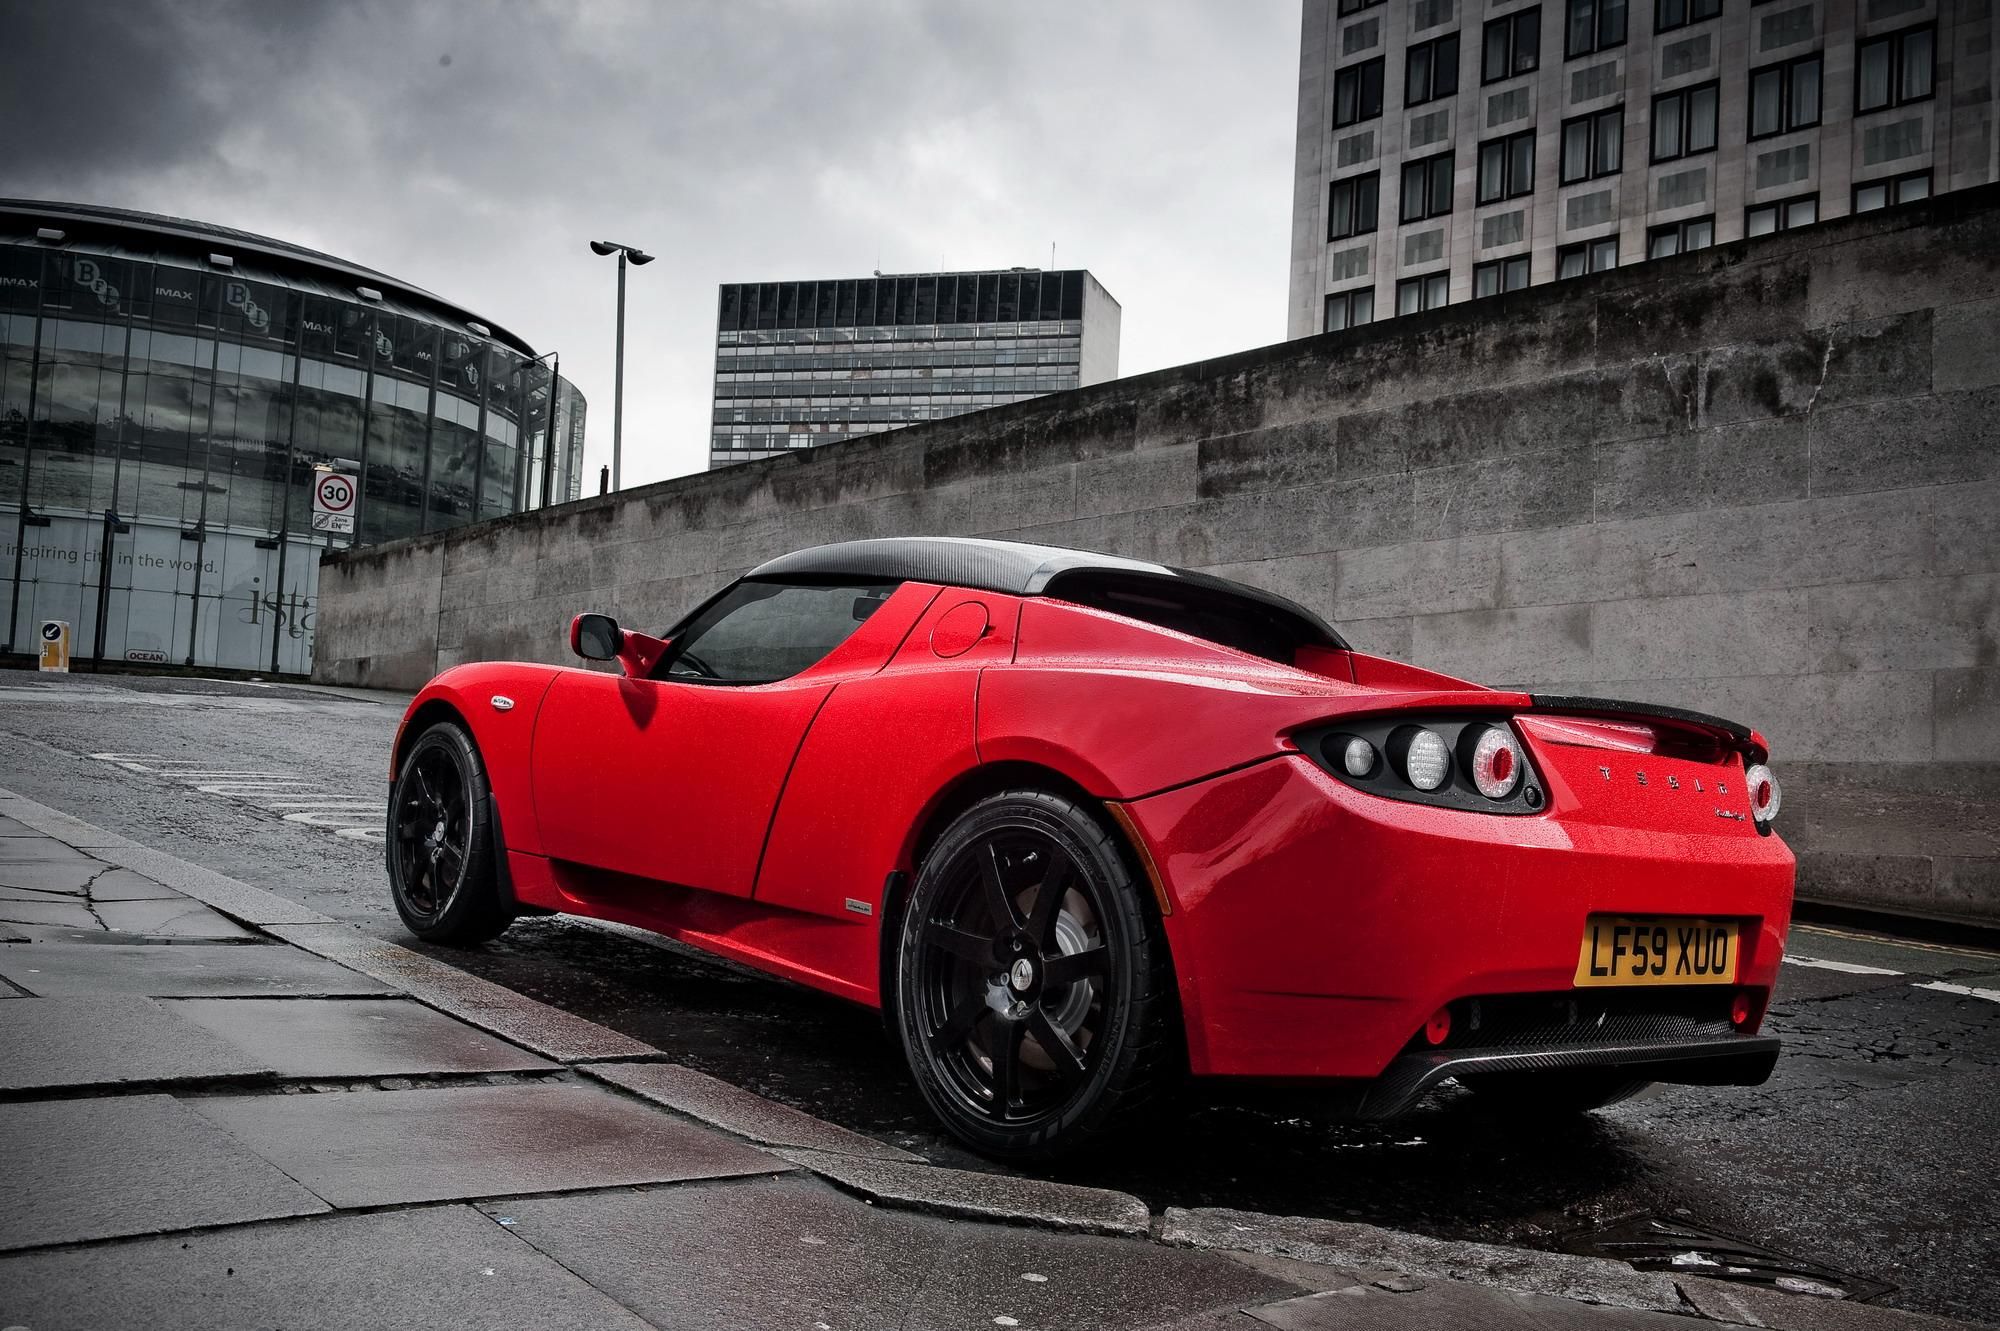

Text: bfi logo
xmin=74 ymin=259 xmax=122 ymax=310
xmin=224 ymin=279 xmax=270 ymax=331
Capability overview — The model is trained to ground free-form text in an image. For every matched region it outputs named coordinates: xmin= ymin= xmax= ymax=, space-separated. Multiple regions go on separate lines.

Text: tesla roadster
xmin=387 ymin=537 xmax=1794 ymax=1159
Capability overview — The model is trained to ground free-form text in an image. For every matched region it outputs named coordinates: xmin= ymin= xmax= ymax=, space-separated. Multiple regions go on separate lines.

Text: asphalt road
xmin=2 ymin=670 xmax=1997 ymax=1323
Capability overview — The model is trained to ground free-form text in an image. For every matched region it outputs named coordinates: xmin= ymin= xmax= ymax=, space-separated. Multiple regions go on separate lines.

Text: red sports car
xmin=387 ymin=537 xmax=1793 ymax=1159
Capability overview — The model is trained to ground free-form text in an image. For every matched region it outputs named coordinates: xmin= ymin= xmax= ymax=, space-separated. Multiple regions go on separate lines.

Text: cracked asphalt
xmin=1 ymin=670 xmax=1995 ymax=1323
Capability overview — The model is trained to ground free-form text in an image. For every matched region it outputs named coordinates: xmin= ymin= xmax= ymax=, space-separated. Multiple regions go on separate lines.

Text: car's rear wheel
xmin=894 ymin=789 xmax=1175 ymax=1162
xmin=388 ymin=720 xmax=511 ymax=945
xmin=1462 ymin=1070 xmax=1650 ymax=1114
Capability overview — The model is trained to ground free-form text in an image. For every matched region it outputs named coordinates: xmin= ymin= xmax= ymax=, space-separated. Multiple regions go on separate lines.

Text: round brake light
xmin=1468 ymin=725 xmax=1524 ymax=800
xmin=1744 ymin=764 xmax=1781 ymax=823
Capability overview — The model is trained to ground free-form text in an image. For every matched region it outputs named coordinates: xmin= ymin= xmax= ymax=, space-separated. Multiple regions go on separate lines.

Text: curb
xmin=774 ymin=1147 xmax=1153 ymax=1238
xmin=264 ymin=922 xmax=655 ymax=1063
xmin=1159 ymin=1206 xmax=1687 ymax=1315
xmin=580 ymin=1061 xmax=924 ymax=1163
xmin=0 ymin=793 xmax=332 ymax=928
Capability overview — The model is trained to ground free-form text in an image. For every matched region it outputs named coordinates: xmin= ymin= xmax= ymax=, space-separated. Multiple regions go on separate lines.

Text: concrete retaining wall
xmin=317 ymin=186 xmax=2000 ymax=924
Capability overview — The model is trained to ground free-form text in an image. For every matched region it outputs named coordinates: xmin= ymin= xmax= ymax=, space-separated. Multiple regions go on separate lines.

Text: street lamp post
xmin=589 ymin=239 xmax=654 ymax=492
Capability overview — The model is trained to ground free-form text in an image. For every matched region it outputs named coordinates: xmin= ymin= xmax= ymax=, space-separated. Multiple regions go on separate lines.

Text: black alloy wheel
xmin=895 ymin=789 xmax=1175 ymax=1161
xmin=387 ymin=721 xmax=511 ymax=944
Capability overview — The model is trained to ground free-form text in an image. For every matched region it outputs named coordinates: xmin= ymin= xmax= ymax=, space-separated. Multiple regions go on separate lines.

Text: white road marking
xmin=1783 ymin=955 xmax=1903 ymax=976
xmin=1916 ymin=981 xmax=2000 ymax=1004
xmin=282 ymin=811 xmax=380 ymax=827
xmin=88 ymin=754 xmax=387 ymax=845
xmin=149 ymin=770 xmax=292 ymax=778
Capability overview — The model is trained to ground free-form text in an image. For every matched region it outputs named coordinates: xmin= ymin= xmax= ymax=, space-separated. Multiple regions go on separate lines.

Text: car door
xmin=530 ymin=577 xmax=922 ymax=897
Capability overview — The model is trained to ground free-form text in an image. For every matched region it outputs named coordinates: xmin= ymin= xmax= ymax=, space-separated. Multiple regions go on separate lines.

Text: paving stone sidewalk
xmin=0 ymin=787 xmax=1984 ymax=1331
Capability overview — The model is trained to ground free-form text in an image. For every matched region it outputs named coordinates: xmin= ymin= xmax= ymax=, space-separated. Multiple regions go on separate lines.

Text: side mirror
xmin=570 ymin=612 xmax=672 ymax=678
xmin=570 ymin=613 xmax=623 ymax=661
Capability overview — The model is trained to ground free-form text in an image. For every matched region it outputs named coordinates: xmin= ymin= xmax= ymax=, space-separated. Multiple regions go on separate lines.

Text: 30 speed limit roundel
xmin=315 ymin=472 xmax=355 ymax=513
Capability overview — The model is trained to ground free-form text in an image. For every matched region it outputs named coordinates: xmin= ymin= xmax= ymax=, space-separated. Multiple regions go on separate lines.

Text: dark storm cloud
xmin=0 ymin=1 xmax=1300 ymax=483
xmin=0 ymin=1 xmax=335 ymax=193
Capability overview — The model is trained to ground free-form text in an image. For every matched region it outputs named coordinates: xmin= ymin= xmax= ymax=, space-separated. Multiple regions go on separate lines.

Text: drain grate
xmin=1560 ymin=1216 xmax=1897 ymax=1302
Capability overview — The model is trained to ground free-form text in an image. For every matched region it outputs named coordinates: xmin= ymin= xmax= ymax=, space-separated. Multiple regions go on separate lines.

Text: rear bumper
xmin=1357 ymin=1032 xmax=1781 ymax=1119
xmin=1126 ymin=754 xmax=1796 ymax=1080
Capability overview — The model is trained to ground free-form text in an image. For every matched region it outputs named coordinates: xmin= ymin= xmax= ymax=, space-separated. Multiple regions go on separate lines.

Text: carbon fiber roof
xmin=747 ymin=537 xmax=1348 ymax=648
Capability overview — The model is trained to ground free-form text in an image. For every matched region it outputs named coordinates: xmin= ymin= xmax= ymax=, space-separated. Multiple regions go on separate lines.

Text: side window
xmin=659 ymin=580 xmax=899 ymax=684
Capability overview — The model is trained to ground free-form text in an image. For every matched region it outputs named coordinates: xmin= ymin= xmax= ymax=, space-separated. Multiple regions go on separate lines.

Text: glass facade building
xmin=1 ymin=201 xmax=585 ymax=675
xmin=710 ymin=268 xmax=1121 ymax=468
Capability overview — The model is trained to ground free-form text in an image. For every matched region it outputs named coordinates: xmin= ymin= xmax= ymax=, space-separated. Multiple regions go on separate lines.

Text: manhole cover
xmin=1560 ymin=1216 xmax=1896 ymax=1302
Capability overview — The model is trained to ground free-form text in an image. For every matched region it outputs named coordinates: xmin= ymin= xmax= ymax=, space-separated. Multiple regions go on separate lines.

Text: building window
xmin=1746 ymin=193 xmax=1817 ymax=237
xmin=1560 ymin=107 xmax=1623 ymax=182
xmin=1646 ymin=215 xmax=1715 ymax=257
xmin=1557 ymin=236 xmax=1619 ymax=277
xmin=1565 ymin=0 xmax=1627 ymax=58
xmin=1329 ymin=172 xmax=1381 ymax=240
xmin=1406 ymin=33 xmax=1461 ymax=106
xmin=1854 ymin=170 xmax=1931 ymax=213
xmin=1655 ymin=0 xmax=1720 ymax=32
xmin=1749 ymin=54 xmax=1822 ymax=139
xmin=1652 ymin=81 xmax=1718 ymax=161
xmin=1339 ymin=0 xmax=1385 ymax=13
xmin=1477 ymin=130 xmax=1537 ymax=203
xmin=1334 ymin=57 xmax=1386 ymax=128
xmin=1400 ymin=152 xmax=1456 ymax=222
xmin=1325 ymin=287 xmax=1377 ymax=332
xmin=1856 ymin=25 xmax=1933 ymax=113
xmin=1483 ymin=7 xmax=1542 ymax=83
xmin=1474 ymin=255 xmax=1532 ymax=297
xmin=1396 ymin=272 xmax=1450 ymax=315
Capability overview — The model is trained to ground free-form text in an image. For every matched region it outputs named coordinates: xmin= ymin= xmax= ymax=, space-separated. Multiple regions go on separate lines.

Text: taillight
xmin=1744 ymin=764 xmax=1781 ymax=828
xmin=1731 ymin=990 xmax=1756 ymax=1030
xmin=1466 ymin=725 xmax=1524 ymax=800
xmin=1340 ymin=736 xmax=1378 ymax=778
xmin=1392 ymin=727 xmax=1451 ymax=791
xmin=1308 ymin=716 xmax=1543 ymax=815
xmin=1424 ymin=1005 xmax=1452 ymax=1045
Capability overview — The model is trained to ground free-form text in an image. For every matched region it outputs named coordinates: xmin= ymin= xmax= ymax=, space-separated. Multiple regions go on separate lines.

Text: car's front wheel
xmin=387 ymin=720 xmax=512 ymax=945
xmin=894 ymin=789 xmax=1176 ymax=1162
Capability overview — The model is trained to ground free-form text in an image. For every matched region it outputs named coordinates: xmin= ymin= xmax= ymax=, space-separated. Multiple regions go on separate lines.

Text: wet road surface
xmin=1 ymin=670 xmax=1996 ymax=1322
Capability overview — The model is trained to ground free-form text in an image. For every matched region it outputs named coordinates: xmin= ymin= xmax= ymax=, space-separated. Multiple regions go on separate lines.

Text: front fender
xmin=394 ymin=663 xmax=564 ymax=856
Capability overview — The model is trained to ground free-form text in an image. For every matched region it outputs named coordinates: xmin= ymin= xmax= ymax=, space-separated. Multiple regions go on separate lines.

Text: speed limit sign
xmin=312 ymin=471 xmax=357 ymax=534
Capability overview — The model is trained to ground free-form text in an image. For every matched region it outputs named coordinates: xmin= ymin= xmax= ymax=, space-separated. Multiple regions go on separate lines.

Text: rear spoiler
xmin=1527 ymin=695 xmax=1767 ymax=763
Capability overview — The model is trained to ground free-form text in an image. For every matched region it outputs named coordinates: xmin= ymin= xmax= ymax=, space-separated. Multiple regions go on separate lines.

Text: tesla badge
xmin=490 ymin=695 xmax=515 ymax=712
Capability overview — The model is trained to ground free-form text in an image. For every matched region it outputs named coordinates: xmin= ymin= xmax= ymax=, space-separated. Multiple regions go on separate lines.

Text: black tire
xmin=387 ymin=720 xmax=512 ymax=945
xmin=1462 ymin=1070 xmax=1651 ymax=1114
xmin=894 ymin=789 xmax=1177 ymax=1161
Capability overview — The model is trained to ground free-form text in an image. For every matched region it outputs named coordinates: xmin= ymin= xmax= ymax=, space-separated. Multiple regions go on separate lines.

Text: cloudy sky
xmin=1 ymin=1 xmax=1302 ymax=486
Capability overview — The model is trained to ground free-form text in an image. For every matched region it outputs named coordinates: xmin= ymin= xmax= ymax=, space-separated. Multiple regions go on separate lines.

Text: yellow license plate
xmin=1574 ymin=916 xmax=1739 ymax=987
